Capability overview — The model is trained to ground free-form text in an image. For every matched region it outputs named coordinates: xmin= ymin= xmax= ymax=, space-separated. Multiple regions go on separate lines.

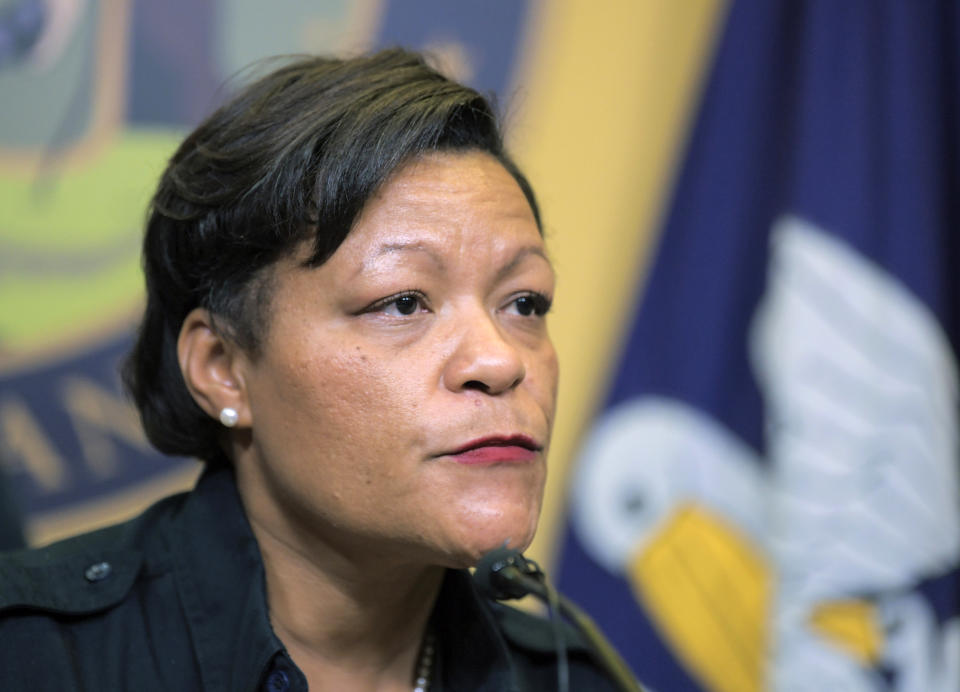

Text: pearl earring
xmin=219 ymin=407 xmax=239 ymax=427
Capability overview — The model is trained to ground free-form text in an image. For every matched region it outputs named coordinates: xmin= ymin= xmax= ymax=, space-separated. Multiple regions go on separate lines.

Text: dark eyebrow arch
xmin=356 ymin=241 xmax=552 ymax=279
xmin=376 ymin=241 xmax=444 ymax=263
xmin=494 ymin=246 xmax=552 ymax=283
xmin=353 ymin=241 xmax=445 ymax=278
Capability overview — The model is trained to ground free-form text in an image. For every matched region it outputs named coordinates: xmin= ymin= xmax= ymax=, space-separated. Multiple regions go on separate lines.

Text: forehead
xmin=364 ymin=151 xmax=536 ymax=226
xmin=333 ymin=150 xmax=546 ymax=265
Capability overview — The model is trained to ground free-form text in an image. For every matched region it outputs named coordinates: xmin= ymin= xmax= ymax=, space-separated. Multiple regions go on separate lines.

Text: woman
xmin=0 ymin=49 xmax=626 ymax=691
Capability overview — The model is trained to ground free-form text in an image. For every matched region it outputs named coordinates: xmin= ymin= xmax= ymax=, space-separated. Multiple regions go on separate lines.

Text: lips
xmin=445 ymin=435 xmax=541 ymax=465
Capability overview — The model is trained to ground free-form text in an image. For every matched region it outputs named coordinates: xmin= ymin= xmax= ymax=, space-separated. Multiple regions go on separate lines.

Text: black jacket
xmin=0 ymin=466 xmax=623 ymax=691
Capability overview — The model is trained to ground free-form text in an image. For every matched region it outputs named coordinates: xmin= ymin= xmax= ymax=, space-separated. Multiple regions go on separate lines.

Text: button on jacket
xmin=0 ymin=466 xmax=622 ymax=691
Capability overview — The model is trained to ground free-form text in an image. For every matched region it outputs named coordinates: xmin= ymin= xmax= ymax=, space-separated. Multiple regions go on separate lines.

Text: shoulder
xmin=0 ymin=491 xmax=184 ymax=618
xmin=0 ymin=547 xmax=142 ymax=620
xmin=0 ymin=492 xmax=201 ymax=689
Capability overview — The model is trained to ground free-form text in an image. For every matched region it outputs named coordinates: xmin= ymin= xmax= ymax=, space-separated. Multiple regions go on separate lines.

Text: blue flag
xmin=557 ymin=1 xmax=960 ymax=690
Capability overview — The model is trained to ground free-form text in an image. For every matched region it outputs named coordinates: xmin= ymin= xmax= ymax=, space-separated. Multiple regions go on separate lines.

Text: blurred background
xmin=1 ymin=0 xmax=957 ymax=690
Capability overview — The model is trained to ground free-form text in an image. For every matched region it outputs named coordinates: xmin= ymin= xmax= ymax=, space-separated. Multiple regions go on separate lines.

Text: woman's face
xmin=233 ymin=151 xmax=558 ymax=567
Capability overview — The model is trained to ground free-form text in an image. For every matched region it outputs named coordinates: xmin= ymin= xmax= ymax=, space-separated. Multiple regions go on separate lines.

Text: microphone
xmin=475 ymin=546 xmax=643 ymax=692
xmin=474 ymin=545 xmax=547 ymax=600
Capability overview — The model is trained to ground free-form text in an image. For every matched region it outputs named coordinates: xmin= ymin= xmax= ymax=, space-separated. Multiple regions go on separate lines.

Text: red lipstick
xmin=446 ymin=435 xmax=540 ymax=465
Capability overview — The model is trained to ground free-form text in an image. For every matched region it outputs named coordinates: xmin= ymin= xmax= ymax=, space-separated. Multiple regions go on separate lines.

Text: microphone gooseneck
xmin=475 ymin=547 xmax=569 ymax=692
xmin=474 ymin=546 xmax=643 ymax=692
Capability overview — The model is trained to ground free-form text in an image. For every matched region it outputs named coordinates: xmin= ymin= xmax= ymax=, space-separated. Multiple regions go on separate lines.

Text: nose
xmin=442 ymin=309 xmax=526 ymax=395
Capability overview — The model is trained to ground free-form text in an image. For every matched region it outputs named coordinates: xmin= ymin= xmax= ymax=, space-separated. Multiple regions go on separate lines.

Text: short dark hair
xmin=123 ymin=48 xmax=541 ymax=465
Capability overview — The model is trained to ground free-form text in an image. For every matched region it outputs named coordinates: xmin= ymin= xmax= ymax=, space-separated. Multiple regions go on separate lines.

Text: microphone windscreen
xmin=474 ymin=546 xmax=537 ymax=600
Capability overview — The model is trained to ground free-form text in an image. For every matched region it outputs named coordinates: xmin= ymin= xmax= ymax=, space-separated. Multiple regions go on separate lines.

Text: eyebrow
xmin=378 ymin=241 xmax=445 ymax=263
xmin=493 ymin=246 xmax=553 ymax=283
xmin=356 ymin=241 xmax=552 ymax=279
xmin=354 ymin=241 xmax=445 ymax=278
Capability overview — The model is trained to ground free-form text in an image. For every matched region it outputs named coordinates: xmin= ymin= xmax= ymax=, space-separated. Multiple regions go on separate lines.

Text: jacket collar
xmin=170 ymin=465 xmax=283 ymax=692
xmin=432 ymin=569 xmax=520 ymax=691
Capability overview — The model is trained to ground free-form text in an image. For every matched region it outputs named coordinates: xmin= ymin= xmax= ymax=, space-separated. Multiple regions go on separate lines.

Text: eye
xmin=507 ymin=292 xmax=552 ymax=317
xmin=391 ymin=295 xmax=420 ymax=315
xmin=366 ymin=291 xmax=428 ymax=317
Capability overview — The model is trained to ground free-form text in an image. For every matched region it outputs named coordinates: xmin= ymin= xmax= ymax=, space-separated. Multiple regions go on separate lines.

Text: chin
xmin=446 ymin=509 xmax=540 ymax=569
xmin=431 ymin=477 xmax=545 ymax=568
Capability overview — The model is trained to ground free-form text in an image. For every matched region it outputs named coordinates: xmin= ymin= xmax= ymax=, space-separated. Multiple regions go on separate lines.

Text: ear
xmin=177 ymin=308 xmax=251 ymax=428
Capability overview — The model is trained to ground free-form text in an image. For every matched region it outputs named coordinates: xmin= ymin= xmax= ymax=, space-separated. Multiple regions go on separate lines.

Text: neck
xmin=248 ymin=509 xmax=444 ymax=691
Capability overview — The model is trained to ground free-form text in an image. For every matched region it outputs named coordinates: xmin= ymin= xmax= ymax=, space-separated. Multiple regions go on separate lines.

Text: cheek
xmin=259 ymin=344 xmax=428 ymax=460
xmin=248 ymin=349 xmax=418 ymax=514
xmin=529 ymin=341 xmax=559 ymax=420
